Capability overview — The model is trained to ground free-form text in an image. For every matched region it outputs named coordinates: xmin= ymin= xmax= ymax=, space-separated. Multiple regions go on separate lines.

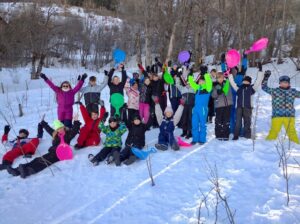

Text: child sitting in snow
xmin=125 ymin=78 xmax=140 ymax=122
xmin=74 ymin=102 xmax=107 ymax=149
xmin=229 ymin=62 xmax=264 ymax=140
xmin=0 ymin=124 xmax=43 ymax=171
xmin=88 ymin=116 xmax=127 ymax=166
xmin=6 ymin=117 xmax=81 ymax=178
xmin=154 ymin=95 xmax=184 ymax=151
xmin=40 ymin=73 xmax=87 ymax=128
xmin=262 ymin=71 xmax=300 ymax=144
xmin=119 ymin=115 xmax=150 ymax=165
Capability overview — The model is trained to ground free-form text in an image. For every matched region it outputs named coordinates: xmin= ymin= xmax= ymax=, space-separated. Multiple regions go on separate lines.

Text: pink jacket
xmin=125 ymin=87 xmax=140 ymax=110
xmin=46 ymin=79 xmax=84 ymax=110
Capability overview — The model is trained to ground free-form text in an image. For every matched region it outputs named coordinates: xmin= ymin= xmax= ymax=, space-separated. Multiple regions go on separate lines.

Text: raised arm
xmin=98 ymin=122 xmax=109 ymax=134
xmin=116 ymin=122 xmax=127 ymax=136
xmin=253 ymin=71 xmax=264 ymax=91
xmin=261 ymin=71 xmax=273 ymax=95
xmin=71 ymin=80 xmax=84 ymax=94
xmin=69 ymin=120 xmax=81 ymax=139
xmin=40 ymin=120 xmax=55 ymax=136
xmin=228 ymin=74 xmax=239 ymax=91
xmin=188 ymin=76 xmax=200 ymax=92
xmin=173 ymin=104 xmax=184 ymax=126
xmin=98 ymin=75 xmax=108 ymax=91
xmin=80 ymin=104 xmax=90 ymax=123
xmin=120 ymin=70 xmax=128 ymax=88
xmin=155 ymin=103 xmax=163 ymax=126
xmin=107 ymin=68 xmax=115 ymax=87
xmin=45 ymin=79 xmax=60 ymax=93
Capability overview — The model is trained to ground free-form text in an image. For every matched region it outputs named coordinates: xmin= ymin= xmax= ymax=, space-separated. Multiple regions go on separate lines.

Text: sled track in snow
xmin=51 ymin=136 xmax=214 ymax=224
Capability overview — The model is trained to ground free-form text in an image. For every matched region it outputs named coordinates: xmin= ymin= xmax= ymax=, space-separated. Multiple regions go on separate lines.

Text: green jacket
xmin=98 ymin=122 xmax=127 ymax=147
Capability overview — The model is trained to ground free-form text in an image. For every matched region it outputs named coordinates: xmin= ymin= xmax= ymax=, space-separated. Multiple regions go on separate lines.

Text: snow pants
xmin=18 ymin=150 xmax=60 ymax=177
xmin=77 ymin=127 xmax=100 ymax=147
xmin=3 ymin=138 xmax=39 ymax=164
xmin=234 ymin=107 xmax=252 ymax=139
xmin=58 ymin=107 xmax=73 ymax=128
xmin=158 ymin=132 xmax=176 ymax=147
xmin=266 ymin=117 xmax=300 ymax=144
xmin=215 ymin=106 xmax=231 ymax=140
xmin=93 ymin=147 xmax=121 ymax=162
xmin=139 ymin=103 xmax=150 ymax=124
xmin=192 ymin=107 xmax=208 ymax=143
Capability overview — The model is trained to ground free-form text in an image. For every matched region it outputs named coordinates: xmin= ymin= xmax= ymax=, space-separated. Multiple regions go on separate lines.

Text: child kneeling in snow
xmin=262 ymin=71 xmax=300 ymax=144
xmin=88 ymin=117 xmax=127 ymax=166
xmin=119 ymin=115 xmax=150 ymax=165
xmin=154 ymin=97 xmax=184 ymax=151
xmin=6 ymin=118 xmax=81 ymax=178
xmin=74 ymin=102 xmax=107 ymax=149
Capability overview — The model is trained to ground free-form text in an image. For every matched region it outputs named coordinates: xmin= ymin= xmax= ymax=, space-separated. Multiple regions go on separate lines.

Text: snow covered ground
xmin=0 ymin=59 xmax=300 ymax=224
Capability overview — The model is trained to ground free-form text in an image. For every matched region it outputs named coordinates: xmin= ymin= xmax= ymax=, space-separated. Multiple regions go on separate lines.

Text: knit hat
xmin=164 ymin=106 xmax=174 ymax=115
xmin=19 ymin=129 xmax=29 ymax=137
xmin=132 ymin=115 xmax=141 ymax=121
xmin=53 ymin=120 xmax=64 ymax=131
xmin=243 ymin=76 xmax=252 ymax=83
xmin=279 ymin=75 xmax=290 ymax=83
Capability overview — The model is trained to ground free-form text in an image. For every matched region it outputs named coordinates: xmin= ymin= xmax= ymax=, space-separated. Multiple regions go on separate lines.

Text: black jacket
xmin=125 ymin=122 xmax=148 ymax=149
xmin=41 ymin=120 xmax=81 ymax=153
xmin=151 ymin=79 xmax=164 ymax=97
xmin=108 ymin=69 xmax=127 ymax=96
xmin=236 ymin=84 xmax=255 ymax=108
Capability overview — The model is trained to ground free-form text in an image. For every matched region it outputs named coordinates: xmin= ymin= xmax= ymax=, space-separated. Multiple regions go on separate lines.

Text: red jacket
xmin=77 ymin=105 xmax=106 ymax=147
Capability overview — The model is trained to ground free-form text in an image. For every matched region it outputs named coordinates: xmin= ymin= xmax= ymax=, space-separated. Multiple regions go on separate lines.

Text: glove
xmin=200 ymin=65 xmax=208 ymax=75
xmin=264 ymin=70 xmax=271 ymax=79
xmin=74 ymin=101 xmax=82 ymax=105
xmin=119 ymin=63 xmax=125 ymax=71
xmin=40 ymin=73 xmax=48 ymax=81
xmin=167 ymin=60 xmax=172 ymax=67
xmin=179 ymin=98 xmax=185 ymax=105
xmin=77 ymin=75 xmax=81 ymax=81
xmin=81 ymin=73 xmax=88 ymax=81
xmin=138 ymin=64 xmax=145 ymax=72
xmin=99 ymin=100 xmax=104 ymax=106
xmin=104 ymin=70 xmax=108 ymax=76
xmin=153 ymin=96 xmax=159 ymax=104
xmin=257 ymin=62 xmax=262 ymax=72
xmin=146 ymin=66 xmax=151 ymax=73
xmin=40 ymin=120 xmax=47 ymax=126
xmin=115 ymin=114 xmax=120 ymax=123
xmin=4 ymin=125 xmax=10 ymax=135
xmin=102 ymin=112 xmax=109 ymax=122
xmin=155 ymin=57 xmax=159 ymax=63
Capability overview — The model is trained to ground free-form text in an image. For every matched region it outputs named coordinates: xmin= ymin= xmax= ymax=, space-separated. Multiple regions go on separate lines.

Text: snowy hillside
xmin=0 ymin=60 xmax=300 ymax=224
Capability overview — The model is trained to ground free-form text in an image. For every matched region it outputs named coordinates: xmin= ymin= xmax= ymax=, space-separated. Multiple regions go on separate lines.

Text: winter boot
xmin=185 ymin=131 xmax=192 ymax=139
xmin=74 ymin=144 xmax=84 ymax=150
xmin=180 ymin=130 xmax=187 ymax=137
xmin=124 ymin=155 xmax=137 ymax=166
xmin=171 ymin=143 xmax=180 ymax=151
xmin=88 ymin=154 xmax=94 ymax=161
xmin=6 ymin=166 xmax=20 ymax=176
xmin=155 ymin=144 xmax=168 ymax=151
xmin=113 ymin=151 xmax=121 ymax=166
xmin=0 ymin=160 xmax=12 ymax=171
xmin=198 ymin=142 xmax=205 ymax=145
xmin=190 ymin=142 xmax=197 ymax=145
xmin=106 ymin=155 xmax=114 ymax=164
xmin=232 ymin=136 xmax=239 ymax=141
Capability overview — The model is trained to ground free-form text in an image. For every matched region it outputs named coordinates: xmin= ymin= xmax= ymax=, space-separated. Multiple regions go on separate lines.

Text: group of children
xmin=1 ymin=55 xmax=300 ymax=179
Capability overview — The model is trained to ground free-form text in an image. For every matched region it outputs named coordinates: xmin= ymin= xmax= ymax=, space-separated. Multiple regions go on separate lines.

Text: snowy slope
xmin=0 ymin=60 xmax=300 ymax=224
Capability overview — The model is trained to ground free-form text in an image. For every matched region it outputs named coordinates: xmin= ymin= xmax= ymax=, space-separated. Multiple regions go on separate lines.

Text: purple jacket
xmin=46 ymin=79 xmax=84 ymax=110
